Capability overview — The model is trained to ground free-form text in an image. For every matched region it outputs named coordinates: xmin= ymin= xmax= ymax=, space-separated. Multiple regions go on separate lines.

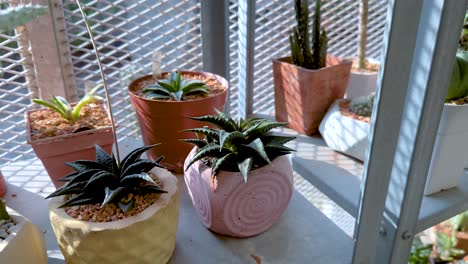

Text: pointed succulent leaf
xmin=66 ymin=169 xmax=103 ymax=186
xmin=262 ymin=135 xmax=296 ymax=146
xmin=214 ymin=108 xmax=238 ymax=130
xmin=190 ymin=115 xmax=237 ymax=131
xmin=58 ymin=171 xmax=79 ymax=182
xmin=45 ymin=182 xmax=85 ymax=199
xmin=121 ymin=172 xmax=157 ymax=186
xmin=185 ymin=143 xmax=224 ymax=171
xmin=172 ymin=90 xmax=183 ymax=101
xmin=85 ymin=171 xmax=117 ymax=189
xmin=246 ymin=138 xmax=271 ymax=163
xmin=67 ymin=160 xmax=111 ymax=173
xmin=138 ymin=185 xmax=168 ymax=195
xmin=182 ymin=127 xmax=219 ymax=140
xmin=211 ymin=153 xmax=235 ymax=177
xmin=143 ymin=85 xmax=171 ymax=95
xmin=157 ymin=80 xmax=178 ymax=93
xmin=121 ymin=160 xmax=161 ymax=177
xmin=244 ymin=120 xmax=288 ymax=140
xmin=183 ymin=87 xmax=208 ymax=96
xmin=181 ymin=80 xmax=206 ymax=92
xmin=118 ymin=199 xmax=135 ymax=213
xmin=121 ymin=144 xmax=159 ymax=171
xmin=219 ymin=130 xmax=245 ymax=150
xmin=237 ymin=157 xmax=253 ymax=182
xmin=265 ymin=144 xmax=295 ymax=153
xmin=145 ymin=92 xmax=172 ymax=100
xmin=58 ymin=193 xmax=98 ymax=208
xmin=180 ymin=138 xmax=207 ymax=148
xmin=102 ymin=187 xmax=127 ymax=207
xmin=95 ymin=145 xmax=113 ymax=169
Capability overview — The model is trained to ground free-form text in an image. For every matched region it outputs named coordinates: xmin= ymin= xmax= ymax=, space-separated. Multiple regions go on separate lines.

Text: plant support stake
xmin=74 ymin=0 xmax=120 ymax=165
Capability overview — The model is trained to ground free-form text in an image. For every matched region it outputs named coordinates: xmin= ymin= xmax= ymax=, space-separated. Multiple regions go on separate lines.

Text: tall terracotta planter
xmin=128 ymin=71 xmax=228 ymax=173
xmin=273 ymin=55 xmax=352 ymax=135
xmin=48 ymin=167 xmax=179 ymax=264
xmin=184 ymin=148 xmax=294 ymax=238
xmin=26 ymin=106 xmax=114 ymax=188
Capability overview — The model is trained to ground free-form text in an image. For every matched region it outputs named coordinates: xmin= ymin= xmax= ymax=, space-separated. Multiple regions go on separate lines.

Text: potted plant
xmin=345 ymin=0 xmax=380 ymax=99
xmin=183 ymin=110 xmax=295 ymax=237
xmin=45 ymin=1 xmax=179 ymax=263
xmin=128 ymin=70 xmax=228 ymax=173
xmin=319 ymin=92 xmax=374 ymax=161
xmin=0 ymin=170 xmax=6 ymax=198
xmin=320 ymin=23 xmax=468 ymax=195
xmin=26 ymin=84 xmax=114 ymax=188
xmin=47 ymin=145 xmax=179 ymax=263
xmin=430 ymin=232 xmax=465 ymax=264
xmin=0 ymin=200 xmax=47 ymax=264
xmin=273 ymin=0 xmax=352 ymax=135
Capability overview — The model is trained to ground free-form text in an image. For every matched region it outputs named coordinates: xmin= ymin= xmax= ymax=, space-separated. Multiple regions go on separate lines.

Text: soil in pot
xmin=338 ymin=99 xmax=371 ymax=123
xmin=28 ymin=103 xmax=110 ymax=140
xmin=27 ymin=103 xmax=113 ymax=188
xmin=129 ymin=71 xmax=228 ymax=173
xmin=350 ymin=58 xmax=379 ymax=74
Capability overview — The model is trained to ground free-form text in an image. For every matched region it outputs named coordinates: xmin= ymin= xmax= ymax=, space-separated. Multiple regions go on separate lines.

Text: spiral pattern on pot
xmin=223 ymin=171 xmax=293 ymax=237
xmin=185 ymin=167 xmax=211 ymax=227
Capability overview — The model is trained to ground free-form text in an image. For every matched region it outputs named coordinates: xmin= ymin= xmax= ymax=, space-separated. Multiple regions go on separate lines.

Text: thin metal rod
xmin=74 ymin=0 xmax=121 ymax=165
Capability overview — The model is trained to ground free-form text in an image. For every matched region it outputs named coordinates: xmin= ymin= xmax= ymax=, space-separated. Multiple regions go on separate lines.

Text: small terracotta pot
xmin=128 ymin=71 xmax=228 ymax=173
xmin=184 ymin=147 xmax=294 ymax=238
xmin=0 ymin=170 xmax=6 ymax=197
xmin=273 ymin=55 xmax=352 ymax=135
xmin=26 ymin=104 xmax=114 ymax=188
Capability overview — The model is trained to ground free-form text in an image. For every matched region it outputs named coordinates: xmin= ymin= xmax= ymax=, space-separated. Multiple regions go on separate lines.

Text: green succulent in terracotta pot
xmin=143 ymin=71 xmax=208 ymax=101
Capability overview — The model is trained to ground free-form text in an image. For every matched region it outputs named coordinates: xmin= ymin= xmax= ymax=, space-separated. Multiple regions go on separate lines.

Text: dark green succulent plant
xmin=183 ymin=109 xmax=295 ymax=182
xmin=143 ymin=71 xmax=208 ymax=101
xmin=45 ymin=144 xmax=166 ymax=213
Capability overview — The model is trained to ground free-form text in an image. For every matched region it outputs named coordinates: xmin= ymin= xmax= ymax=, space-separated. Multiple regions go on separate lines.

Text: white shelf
xmin=2 ymin=136 xmax=353 ymax=264
xmin=280 ymin=128 xmax=468 ymax=233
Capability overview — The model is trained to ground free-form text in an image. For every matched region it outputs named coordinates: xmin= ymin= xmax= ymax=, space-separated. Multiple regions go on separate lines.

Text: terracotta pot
xmin=48 ymin=167 xmax=179 ymax=264
xmin=184 ymin=147 xmax=294 ymax=238
xmin=0 ymin=207 xmax=47 ymax=264
xmin=273 ymin=55 xmax=352 ymax=135
xmin=26 ymin=104 xmax=114 ymax=188
xmin=128 ymin=71 xmax=228 ymax=173
xmin=0 ymin=170 xmax=6 ymax=197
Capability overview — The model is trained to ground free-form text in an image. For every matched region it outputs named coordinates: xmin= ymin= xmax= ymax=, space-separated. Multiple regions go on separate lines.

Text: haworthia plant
xmin=289 ymin=0 xmax=327 ymax=70
xmin=183 ymin=109 xmax=295 ymax=182
xmin=143 ymin=71 xmax=208 ymax=101
xmin=0 ymin=5 xmax=48 ymax=32
xmin=33 ymin=84 xmax=103 ymax=122
xmin=349 ymin=92 xmax=375 ymax=117
xmin=45 ymin=145 xmax=166 ymax=213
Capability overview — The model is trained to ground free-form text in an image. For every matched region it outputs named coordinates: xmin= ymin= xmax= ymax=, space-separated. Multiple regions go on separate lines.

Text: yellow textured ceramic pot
xmin=0 ymin=208 xmax=47 ymax=264
xmin=48 ymin=167 xmax=179 ymax=264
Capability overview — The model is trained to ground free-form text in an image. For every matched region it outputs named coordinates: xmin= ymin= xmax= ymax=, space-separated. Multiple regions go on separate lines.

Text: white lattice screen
xmin=0 ymin=0 xmax=387 ymax=165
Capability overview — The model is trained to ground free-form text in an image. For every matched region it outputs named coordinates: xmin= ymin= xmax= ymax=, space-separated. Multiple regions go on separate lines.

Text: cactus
xmin=349 ymin=92 xmax=375 ymax=117
xmin=459 ymin=11 xmax=468 ymax=51
xmin=0 ymin=200 xmax=10 ymax=221
xmin=290 ymin=0 xmax=327 ymax=70
xmin=0 ymin=4 xmax=48 ymax=32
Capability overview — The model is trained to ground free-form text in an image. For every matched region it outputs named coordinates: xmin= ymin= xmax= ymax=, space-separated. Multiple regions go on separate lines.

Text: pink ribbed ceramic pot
xmin=184 ymin=148 xmax=294 ymax=238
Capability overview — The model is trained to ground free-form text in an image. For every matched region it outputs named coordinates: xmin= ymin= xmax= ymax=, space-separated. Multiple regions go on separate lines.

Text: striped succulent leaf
xmin=143 ymin=71 xmax=208 ymax=101
xmin=183 ymin=110 xmax=295 ymax=182
xmin=45 ymin=145 xmax=166 ymax=213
